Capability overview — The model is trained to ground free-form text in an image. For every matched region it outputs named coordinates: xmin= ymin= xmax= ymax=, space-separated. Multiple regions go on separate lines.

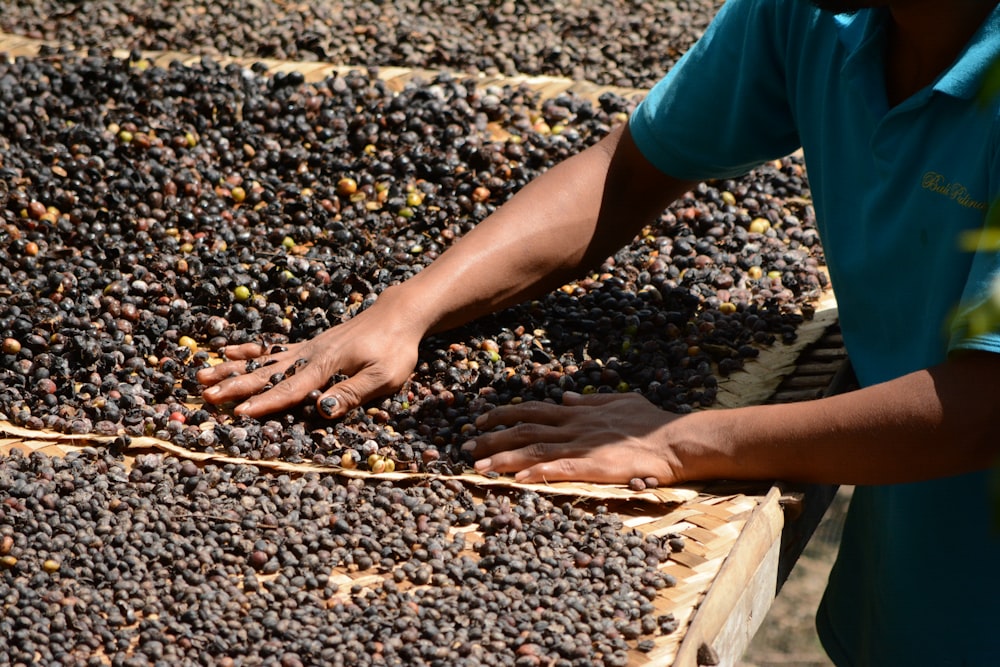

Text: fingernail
xmin=203 ymin=387 xmax=219 ymax=398
xmin=564 ymin=391 xmax=580 ymax=398
xmin=234 ymin=401 xmax=250 ymax=415
xmin=460 ymin=440 xmax=476 ymax=453
xmin=514 ymin=470 xmax=530 ymax=482
xmin=319 ymin=396 xmax=339 ymax=417
xmin=475 ymin=414 xmax=487 ymax=427
xmin=474 ymin=458 xmax=492 ymax=472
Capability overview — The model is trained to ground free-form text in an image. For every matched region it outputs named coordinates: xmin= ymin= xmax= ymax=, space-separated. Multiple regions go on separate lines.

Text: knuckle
xmin=373 ymin=362 xmax=410 ymax=387
xmin=515 ymin=400 xmax=551 ymax=418
xmin=524 ymin=441 xmax=552 ymax=460
xmin=511 ymin=423 xmax=544 ymax=441
xmin=248 ymin=366 xmax=274 ymax=382
xmin=221 ymin=345 xmax=250 ymax=360
xmin=267 ymin=379 xmax=299 ymax=397
xmin=247 ymin=366 xmax=277 ymax=383
xmin=358 ymin=366 xmax=408 ymax=397
xmin=551 ymin=458 xmax=581 ymax=477
xmin=208 ymin=360 xmax=238 ymax=376
xmin=333 ymin=383 xmax=362 ymax=406
xmin=361 ymin=365 xmax=391 ymax=388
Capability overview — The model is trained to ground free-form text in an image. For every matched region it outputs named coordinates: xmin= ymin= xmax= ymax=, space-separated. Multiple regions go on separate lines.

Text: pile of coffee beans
xmin=2 ymin=0 xmax=725 ymax=89
xmin=0 ymin=448 xmax=680 ymax=665
xmin=0 ymin=50 xmax=822 ymax=470
xmin=0 ymin=6 xmax=823 ymax=664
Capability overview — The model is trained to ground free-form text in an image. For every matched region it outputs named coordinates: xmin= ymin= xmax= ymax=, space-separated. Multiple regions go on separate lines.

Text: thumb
xmin=316 ymin=369 xmax=392 ymax=419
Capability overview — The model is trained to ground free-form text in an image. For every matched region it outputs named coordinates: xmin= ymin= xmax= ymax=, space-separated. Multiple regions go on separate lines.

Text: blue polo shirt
xmin=630 ymin=1 xmax=1000 ymax=664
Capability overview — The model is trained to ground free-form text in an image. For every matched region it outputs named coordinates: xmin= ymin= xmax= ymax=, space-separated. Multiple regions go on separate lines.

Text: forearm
xmin=676 ymin=352 xmax=1000 ymax=485
xmin=198 ymin=122 xmax=692 ymax=416
xmin=380 ymin=123 xmax=693 ymax=337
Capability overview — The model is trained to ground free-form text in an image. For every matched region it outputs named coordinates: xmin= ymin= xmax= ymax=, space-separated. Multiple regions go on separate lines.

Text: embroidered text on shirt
xmin=921 ymin=171 xmax=988 ymax=211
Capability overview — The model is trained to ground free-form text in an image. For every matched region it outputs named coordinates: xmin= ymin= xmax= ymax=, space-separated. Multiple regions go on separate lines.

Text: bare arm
xmin=397 ymin=122 xmax=694 ymax=335
xmin=198 ymin=123 xmax=696 ymax=417
xmin=685 ymin=350 xmax=1000 ymax=484
xmin=467 ymin=350 xmax=1000 ymax=486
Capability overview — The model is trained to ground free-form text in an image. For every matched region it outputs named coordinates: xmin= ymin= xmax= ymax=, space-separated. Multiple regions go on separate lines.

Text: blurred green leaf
xmin=992 ymin=458 xmax=1000 ymax=533
xmin=971 ymin=57 xmax=1000 ymax=528
xmin=958 ymin=227 xmax=1000 ymax=252
xmin=978 ymin=56 xmax=1000 ymax=107
xmin=958 ymin=202 xmax=1000 ymax=252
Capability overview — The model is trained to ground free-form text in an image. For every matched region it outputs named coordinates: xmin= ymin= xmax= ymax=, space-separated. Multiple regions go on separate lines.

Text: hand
xmin=196 ymin=302 xmax=421 ymax=419
xmin=462 ymin=392 xmax=684 ymax=485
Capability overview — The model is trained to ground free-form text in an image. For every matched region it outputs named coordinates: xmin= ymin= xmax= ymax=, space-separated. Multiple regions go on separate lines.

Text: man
xmin=199 ymin=1 xmax=1000 ymax=663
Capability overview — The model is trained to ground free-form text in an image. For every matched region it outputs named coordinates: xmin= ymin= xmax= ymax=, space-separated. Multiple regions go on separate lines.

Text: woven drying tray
xmin=317 ymin=488 xmax=785 ymax=667
xmin=0 ymin=301 xmax=836 ymax=666
xmin=0 ymin=287 xmax=839 ymax=510
xmin=0 ymin=30 xmax=842 ymax=665
xmin=0 ymin=424 xmax=786 ymax=666
xmin=0 ymin=30 xmax=646 ymax=105
xmin=0 ymin=291 xmax=835 ymax=667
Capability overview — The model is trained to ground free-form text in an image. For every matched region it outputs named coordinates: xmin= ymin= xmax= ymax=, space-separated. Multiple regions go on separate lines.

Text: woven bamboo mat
xmin=715 ymin=292 xmax=838 ymax=409
xmin=0 ymin=421 xmax=782 ymax=666
xmin=0 ymin=30 xmax=646 ymax=103
xmin=311 ymin=489 xmax=776 ymax=667
xmin=0 ymin=421 xmax=699 ymax=505
xmin=0 ymin=29 xmax=842 ymax=666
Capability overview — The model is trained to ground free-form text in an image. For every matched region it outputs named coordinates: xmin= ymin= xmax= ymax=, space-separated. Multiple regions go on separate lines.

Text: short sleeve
xmin=947 ymin=98 xmax=1000 ymax=354
xmin=629 ymin=0 xmax=801 ymax=180
xmin=949 ymin=216 xmax=1000 ymax=354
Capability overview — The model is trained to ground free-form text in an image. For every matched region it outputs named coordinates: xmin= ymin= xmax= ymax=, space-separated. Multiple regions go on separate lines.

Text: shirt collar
xmin=934 ymin=5 xmax=1000 ymax=99
xmin=835 ymin=5 xmax=1000 ymax=101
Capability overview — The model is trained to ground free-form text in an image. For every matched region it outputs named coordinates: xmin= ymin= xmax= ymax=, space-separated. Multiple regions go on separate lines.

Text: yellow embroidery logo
xmin=921 ymin=171 xmax=988 ymax=211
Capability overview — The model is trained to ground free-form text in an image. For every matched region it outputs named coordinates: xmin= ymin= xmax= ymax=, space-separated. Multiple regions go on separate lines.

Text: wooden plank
xmin=711 ymin=531 xmax=782 ymax=665
xmin=672 ymin=488 xmax=785 ymax=666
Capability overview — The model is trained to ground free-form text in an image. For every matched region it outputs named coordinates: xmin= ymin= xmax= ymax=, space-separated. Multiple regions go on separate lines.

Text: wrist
xmin=662 ymin=408 xmax=741 ymax=483
xmin=370 ymin=283 xmax=439 ymax=339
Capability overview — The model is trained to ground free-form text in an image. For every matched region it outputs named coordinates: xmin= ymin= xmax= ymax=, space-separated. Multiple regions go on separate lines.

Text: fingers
xmin=195 ymin=343 xmax=274 ymax=388
xmin=473 ymin=398 xmax=568 ymax=431
xmin=465 ymin=396 xmax=606 ymax=463
xmin=198 ymin=341 xmax=322 ymax=415
xmin=472 ymin=392 xmax=635 ymax=431
xmin=462 ymin=419 xmax=592 ymax=480
xmin=199 ymin=362 xmax=273 ymax=403
xmin=467 ymin=438 xmax=634 ymax=484
xmin=462 ymin=422 xmax=592 ymax=475
xmin=232 ymin=362 xmax=331 ymax=418
xmin=509 ymin=458 xmax=628 ymax=485
xmin=560 ymin=391 xmax=629 ymax=406
xmin=463 ymin=422 xmax=567 ymax=460
xmin=466 ymin=437 xmax=659 ymax=485
xmin=196 ymin=307 xmax=421 ymax=419
xmin=217 ymin=342 xmax=269 ymax=360
xmin=316 ymin=365 xmax=400 ymax=420
xmin=199 ymin=347 xmax=404 ymax=420
xmin=463 ymin=392 xmax=676 ymax=485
